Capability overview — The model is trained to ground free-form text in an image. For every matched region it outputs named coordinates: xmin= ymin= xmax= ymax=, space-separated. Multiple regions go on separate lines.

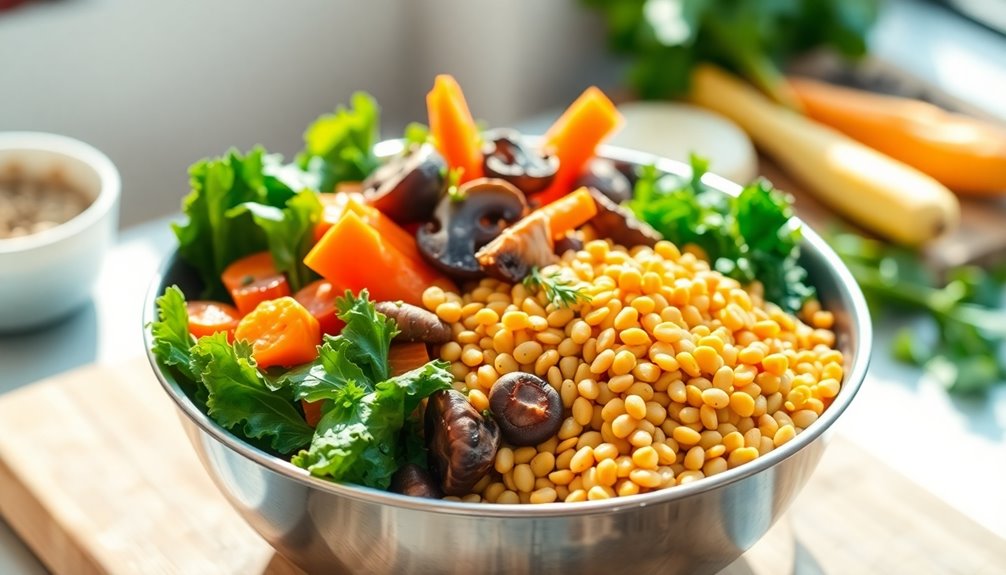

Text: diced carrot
xmin=294 ymin=279 xmax=345 ymax=336
xmin=388 ymin=342 xmax=431 ymax=377
xmin=221 ymin=252 xmax=291 ymax=315
xmin=302 ymin=399 xmax=324 ymax=428
xmin=427 ymin=74 xmax=484 ymax=183
xmin=304 ymin=211 xmax=453 ymax=306
xmin=536 ymin=87 xmax=623 ymax=204
xmin=344 ymin=198 xmax=427 ymax=265
xmin=314 ymin=192 xmax=365 ymax=243
xmin=186 ymin=300 xmax=241 ymax=342
xmin=538 ymin=187 xmax=598 ymax=239
xmin=234 ymin=296 xmax=321 ymax=369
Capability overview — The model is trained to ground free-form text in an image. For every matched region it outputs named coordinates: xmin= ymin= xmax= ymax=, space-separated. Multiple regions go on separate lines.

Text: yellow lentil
xmin=427 ymin=237 xmax=843 ymax=503
xmin=570 ymin=446 xmax=595 ymax=473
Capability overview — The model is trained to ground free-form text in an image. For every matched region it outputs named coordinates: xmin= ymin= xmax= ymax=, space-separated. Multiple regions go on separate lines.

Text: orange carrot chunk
xmin=427 ymin=74 xmax=484 ymax=183
xmin=234 ymin=296 xmax=321 ymax=369
xmin=314 ymin=191 xmax=365 ymax=243
xmin=536 ymin=87 xmax=623 ymax=204
xmin=186 ymin=300 xmax=241 ymax=342
xmin=294 ymin=279 xmax=345 ymax=336
xmin=388 ymin=342 xmax=432 ymax=377
xmin=304 ymin=210 xmax=452 ymax=307
xmin=538 ymin=187 xmax=598 ymax=239
xmin=221 ymin=252 xmax=291 ymax=315
xmin=302 ymin=399 xmax=324 ymax=428
xmin=344 ymin=197 xmax=428 ymax=265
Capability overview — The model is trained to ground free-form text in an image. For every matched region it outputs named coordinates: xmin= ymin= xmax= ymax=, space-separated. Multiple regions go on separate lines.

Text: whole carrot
xmin=789 ymin=76 xmax=1006 ymax=196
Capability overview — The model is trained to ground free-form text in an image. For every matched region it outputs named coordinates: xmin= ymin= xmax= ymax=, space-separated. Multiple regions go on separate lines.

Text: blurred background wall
xmin=0 ymin=0 xmax=618 ymax=227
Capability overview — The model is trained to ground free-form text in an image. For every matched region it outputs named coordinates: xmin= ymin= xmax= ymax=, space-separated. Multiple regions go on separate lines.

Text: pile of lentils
xmin=421 ymin=238 xmax=843 ymax=504
xmin=0 ymin=166 xmax=90 ymax=239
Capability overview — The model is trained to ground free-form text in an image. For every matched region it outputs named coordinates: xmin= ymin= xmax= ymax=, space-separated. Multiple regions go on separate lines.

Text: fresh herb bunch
xmin=629 ymin=155 xmax=813 ymax=313
xmin=832 ymin=233 xmax=1006 ymax=395
xmin=581 ymin=0 xmax=878 ymax=101
xmin=523 ymin=266 xmax=593 ymax=308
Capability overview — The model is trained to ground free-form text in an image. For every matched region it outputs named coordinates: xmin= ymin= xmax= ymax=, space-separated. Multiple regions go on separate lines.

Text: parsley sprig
xmin=523 ymin=266 xmax=592 ymax=308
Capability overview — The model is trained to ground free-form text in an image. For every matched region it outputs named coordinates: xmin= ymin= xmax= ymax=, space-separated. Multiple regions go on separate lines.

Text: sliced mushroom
xmin=574 ymin=158 xmax=635 ymax=205
xmin=475 ymin=212 xmax=558 ymax=283
xmin=586 ymin=187 xmax=662 ymax=248
xmin=362 ymin=144 xmax=446 ymax=224
xmin=374 ymin=301 xmax=451 ymax=343
xmin=425 ymin=389 xmax=501 ymax=496
xmin=390 ymin=463 xmax=444 ymax=499
xmin=482 ymin=129 xmax=559 ymax=195
xmin=416 ymin=178 xmax=528 ymax=280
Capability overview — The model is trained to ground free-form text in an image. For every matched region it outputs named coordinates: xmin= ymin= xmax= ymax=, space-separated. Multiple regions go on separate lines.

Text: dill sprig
xmin=523 ymin=267 xmax=592 ymax=308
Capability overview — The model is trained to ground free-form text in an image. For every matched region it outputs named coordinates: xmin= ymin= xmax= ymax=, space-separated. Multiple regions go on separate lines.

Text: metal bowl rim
xmin=142 ymin=138 xmax=872 ymax=518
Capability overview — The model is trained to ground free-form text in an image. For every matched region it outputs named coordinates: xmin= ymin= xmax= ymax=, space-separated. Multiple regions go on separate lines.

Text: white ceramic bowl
xmin=0 ymin=132 xmax=120 ymax=332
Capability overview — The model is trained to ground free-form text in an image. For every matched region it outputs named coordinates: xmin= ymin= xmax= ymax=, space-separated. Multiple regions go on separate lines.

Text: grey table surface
xmin=3 ymin=0 xmax=1006 ymax=572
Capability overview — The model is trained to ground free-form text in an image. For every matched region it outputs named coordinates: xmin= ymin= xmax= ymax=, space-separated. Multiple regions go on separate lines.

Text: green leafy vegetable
xmin=228 ymin=189 xmax=322 ymax=292
xmin=523 ymin=266 xmax=593 ymax=308
xmin=150 ymin=286 xmax=197 ymax=382
xmin=445 ymin=167 xmax=466 ymax=203
xmin=334 ymin=290 xmax=398 ymax=385
xmin=279 ymin=337 xmax=371 ymax=404
xmin=297 ymin=92 xmax=381 ymax=194
xmin=629 ymin=155 xmax=813 ymax=312
xmin=832 ymin=233 xmax=1006 ymax=395
xmin=189 ymin=333 xmax=314 ymax=454
xmin=151 ymin=285 xmax=314 ymax=452
xmin=172 ymin=148 xmax=322 ymax=299
xmin=292 ymin=361 xmax=452 ymax=489
xmin=582 ymin=0 xmax=878 ymax=100
xmin=280 ymin=290 xmax=447 ymax=489
xmin=403 ymin=122 xmax=431 ymax=147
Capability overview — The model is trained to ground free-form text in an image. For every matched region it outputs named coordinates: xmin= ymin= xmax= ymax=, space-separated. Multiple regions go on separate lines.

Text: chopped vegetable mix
xmin=151 ymin=76 xmax=840 ymax=499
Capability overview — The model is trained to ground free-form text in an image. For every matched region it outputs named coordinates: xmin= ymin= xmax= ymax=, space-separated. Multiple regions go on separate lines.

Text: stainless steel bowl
xmin=143 ymin=141 xmax=871 ymax=575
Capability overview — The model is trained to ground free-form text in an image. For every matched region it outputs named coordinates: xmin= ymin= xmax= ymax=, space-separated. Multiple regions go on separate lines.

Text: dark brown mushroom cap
xmin=390 ymin=463 xmax=444 ymax=499
xmin=416 ymin=178 xmax=528 ymax=280
xmin=482 ymin=129 xmax=559 ymax=195
xmin=554 ymin=232 xmax=584 ymax=256
xmin=574 ymin=158 xmax=637 ymax=205
xmin=586 ymin=187 xmax=662 ymax=248
xmin=488 ymin=372 xmax=563 ymax=446
xmin=425 ymin=389 xmax=501 ymax=496
xmin=362 ymin=144 xmax=446 ymax=224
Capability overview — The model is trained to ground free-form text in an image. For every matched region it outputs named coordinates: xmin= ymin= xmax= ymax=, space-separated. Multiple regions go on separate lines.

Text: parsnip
xmin=689 ymin=65 xmax=960 ymax=246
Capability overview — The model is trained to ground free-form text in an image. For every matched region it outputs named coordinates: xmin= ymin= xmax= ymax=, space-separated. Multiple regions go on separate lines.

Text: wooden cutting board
xmin=1 ymin=359 xmax=1005 ymax=575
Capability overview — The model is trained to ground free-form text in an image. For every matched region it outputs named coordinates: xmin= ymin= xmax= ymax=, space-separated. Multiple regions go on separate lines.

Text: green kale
xmin=629 ymin=155 xmax=813 ymax=312
xmin=582 ymin=0 xmax=878 ymax=100
xmin=172 ymin=148 xmax=322 ymax=299
xmin=832 ymin=233 xmax=1006 ymax=395
xmin=150 ymin=285 xmax=197 ymax=382
xmin=228 ymin=189 xmax=322 ymax=292
xmin=291 ymin=361 xmax=452 ymax=489
xmin=189 ymin=333 xmax=314 ymax=454
xmin=288 ymin=291 xmax=450 ymax=488
xmin=297 ymin=91 xmax=381 ymax=194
